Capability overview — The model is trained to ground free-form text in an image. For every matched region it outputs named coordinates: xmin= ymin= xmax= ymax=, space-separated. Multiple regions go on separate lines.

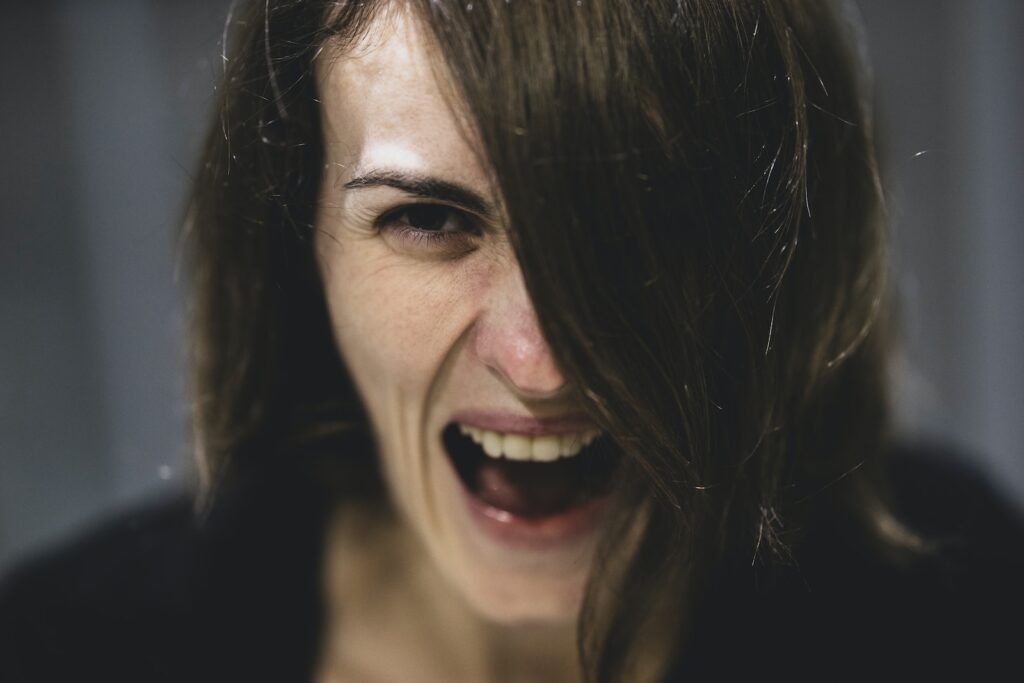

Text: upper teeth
xmin=457 ymin=424 xmax=600 ymax=462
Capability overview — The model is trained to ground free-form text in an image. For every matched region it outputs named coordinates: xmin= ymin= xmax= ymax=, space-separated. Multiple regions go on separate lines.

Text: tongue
xmin=473 ymin=459 xmax=585 ymax=518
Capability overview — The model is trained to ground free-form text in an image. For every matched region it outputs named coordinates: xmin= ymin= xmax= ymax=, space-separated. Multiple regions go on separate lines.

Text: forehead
xmin=316 ymin=9 xmax=488 ymax=186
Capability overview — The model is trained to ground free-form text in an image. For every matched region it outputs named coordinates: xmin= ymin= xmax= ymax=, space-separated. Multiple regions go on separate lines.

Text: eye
xmin=395 ymin=204 xmax=459 ymax=232
xmin=378 ymin=203 xmax=474 ymax=235
xmin=375 ymin=203 xmax=480 ymax=254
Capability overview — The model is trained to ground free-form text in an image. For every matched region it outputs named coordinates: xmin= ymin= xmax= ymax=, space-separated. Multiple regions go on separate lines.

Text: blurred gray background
xmin=1 ymin=0 xmax=1022 ymax=572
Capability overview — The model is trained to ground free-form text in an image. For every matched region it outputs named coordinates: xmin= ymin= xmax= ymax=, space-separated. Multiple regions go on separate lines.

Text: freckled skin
xmin=312 ymin=11 xmax=595 ymax=680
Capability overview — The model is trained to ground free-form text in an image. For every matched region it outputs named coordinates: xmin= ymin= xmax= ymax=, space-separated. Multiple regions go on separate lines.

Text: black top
xmin=1 ymin=445 xmax=1022 ymax=682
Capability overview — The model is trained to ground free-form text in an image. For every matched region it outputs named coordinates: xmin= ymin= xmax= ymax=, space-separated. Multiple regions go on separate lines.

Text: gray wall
xmin=0 ymin=0 xmax=232 ymax=569
xmin=1 ymin=0 xmax=1022 ymax=571
xmin=859 ymin=0 xmax=1024 ymax=502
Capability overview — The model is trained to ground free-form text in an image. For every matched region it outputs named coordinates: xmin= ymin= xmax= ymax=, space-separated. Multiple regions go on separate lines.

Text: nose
xmin=471 ymin=267 xmax=567 ymax=399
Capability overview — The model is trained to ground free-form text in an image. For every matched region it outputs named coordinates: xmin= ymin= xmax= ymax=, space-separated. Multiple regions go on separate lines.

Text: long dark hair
xmin=185 ymin=1 xmax=914 ymax=680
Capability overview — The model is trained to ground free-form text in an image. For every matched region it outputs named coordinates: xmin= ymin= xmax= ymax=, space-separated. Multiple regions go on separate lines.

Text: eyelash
xmin=374 ymin=203 xmax=479 ymax=250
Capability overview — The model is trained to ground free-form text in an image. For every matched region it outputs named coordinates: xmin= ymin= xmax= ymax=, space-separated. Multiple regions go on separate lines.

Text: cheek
xmin=319 ymin=244 xmax=486 ymax=424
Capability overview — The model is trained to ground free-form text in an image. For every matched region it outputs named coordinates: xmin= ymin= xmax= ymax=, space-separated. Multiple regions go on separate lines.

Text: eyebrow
xmin=343 ymin=169 xmax=495 ymax=218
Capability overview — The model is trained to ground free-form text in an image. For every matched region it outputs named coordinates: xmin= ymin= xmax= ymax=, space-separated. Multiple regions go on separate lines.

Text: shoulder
xmin=674 ymin=443 xmax=1024 ymax=680
xmin=0 ymin=494 xmax=201 ymax=677
xmin=0 ymin=463 xmax=332 ymax=682
xmin=804 ymin=444 xmax=1024 ymax=672
xmin=886 ymin=441 xmax=1024 ymax=558
xmin=0 ymin=493 xmax=199 ymax=681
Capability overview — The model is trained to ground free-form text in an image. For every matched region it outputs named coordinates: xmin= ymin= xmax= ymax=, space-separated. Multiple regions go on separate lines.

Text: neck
xmin=316 ymin=500 xmax=583 ymax=683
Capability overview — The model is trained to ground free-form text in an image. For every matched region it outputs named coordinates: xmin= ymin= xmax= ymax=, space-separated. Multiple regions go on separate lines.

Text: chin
xmin=455 ymin=564 xmax=590 ymax=625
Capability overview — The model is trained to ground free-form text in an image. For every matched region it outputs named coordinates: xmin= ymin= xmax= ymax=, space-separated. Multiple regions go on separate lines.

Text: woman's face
xmin=314 ymin=10 xmax=611 ymax=624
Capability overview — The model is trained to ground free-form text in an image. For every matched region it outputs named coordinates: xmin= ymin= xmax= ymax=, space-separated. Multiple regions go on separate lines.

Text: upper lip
xmin=449 ymin=410 xmax=598 ymax=436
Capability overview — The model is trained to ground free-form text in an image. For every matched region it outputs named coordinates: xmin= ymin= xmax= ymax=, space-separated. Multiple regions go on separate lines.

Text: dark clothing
xmin=0 ymin=463 xmax=330 ymax=683
xmin=671 ymin=448 xmax=1024 ymax=679
xmin=1 ymin=446 xmax=1022 ymax=681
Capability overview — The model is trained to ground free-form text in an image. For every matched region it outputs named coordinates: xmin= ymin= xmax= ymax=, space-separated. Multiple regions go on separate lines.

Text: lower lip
xmin=458 ymin=480 xmax=610 ymax=550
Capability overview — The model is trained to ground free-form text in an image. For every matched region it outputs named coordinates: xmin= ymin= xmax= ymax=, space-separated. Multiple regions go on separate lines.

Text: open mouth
xmin=441 ymin=422 xmax=620 ymax=519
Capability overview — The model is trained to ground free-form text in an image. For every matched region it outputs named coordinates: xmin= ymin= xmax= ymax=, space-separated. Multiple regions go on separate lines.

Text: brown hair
xmin=185 ymin=1 xmax=911 ymax=679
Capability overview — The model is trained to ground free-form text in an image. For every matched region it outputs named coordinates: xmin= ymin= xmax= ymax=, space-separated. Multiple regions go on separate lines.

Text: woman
xmin=2 ymin=1 xmax=1021 ymax=681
